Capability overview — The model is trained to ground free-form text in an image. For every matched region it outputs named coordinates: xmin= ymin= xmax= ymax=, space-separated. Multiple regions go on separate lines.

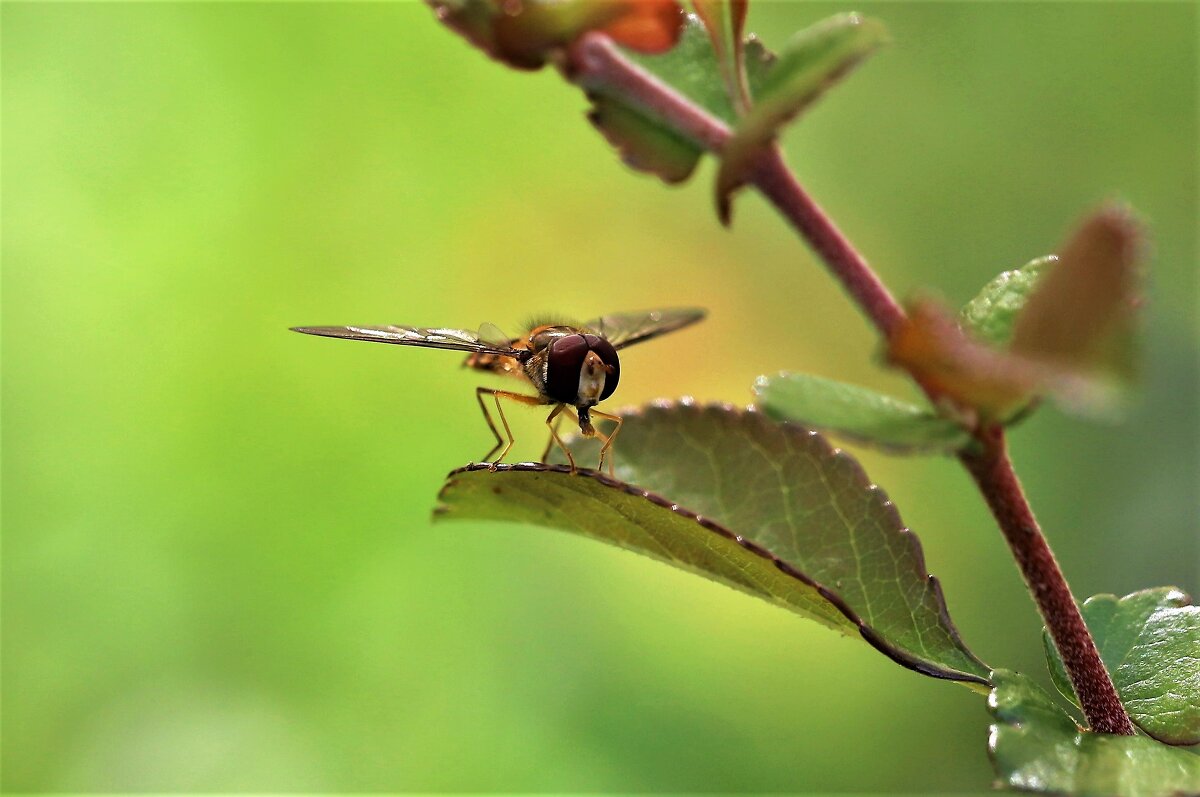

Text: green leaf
xmin=1044 ymin=588 xmax=1200 ymax=745
xmin=960 ymin=255 xmax=1055 ymax=348
xmin=988 ymin=669 xmax=1200 ymax=796
xmin=716 ymin=13 xmax=888 ymax=222
xmin=582 ymin=14 xmax=773 ymax=183
xmin=437 ymin=401 xmax=990 ymax=686
xmin=621 ymin=14 xmax=761 ymax=124
xmin=753 ymin=372 xmax=973 ymax=454
xmin=588 ymin=97 xmax=701 ymax=183
xmin=438 ymin=462 xmax=860 ymax=634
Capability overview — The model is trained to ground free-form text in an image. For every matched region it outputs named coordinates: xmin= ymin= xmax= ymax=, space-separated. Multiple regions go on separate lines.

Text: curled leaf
xmin=988 ymin=669 xmax=1200 ymax=796
xmin=438 ymin=401 xmax=990 ymax=686
xmin=1012 ymin=204 xmax=1143 ymax=374
xmin=1044 ymin=588 xmax=1200 ymax=745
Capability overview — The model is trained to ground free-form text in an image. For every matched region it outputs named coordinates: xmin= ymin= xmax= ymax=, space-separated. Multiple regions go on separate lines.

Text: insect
xmin=291 ymin=308 xmax=706 ymax=472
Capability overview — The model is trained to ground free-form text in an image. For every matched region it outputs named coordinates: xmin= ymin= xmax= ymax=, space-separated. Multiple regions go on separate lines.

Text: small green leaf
xmin=753 ymin=372 xmax=973 ymax=453
xmin=588 ymin=97 xmax=702 ymax=183
xmin=1044 ymin=588 xmax=1200 ymax=745
xmin=988 ymin=669 xmax=1200 ymax=796
xmin=716 ymin=13 xmax=888 ymax=223
xmin=621 ymin=14 xmax=752 ymax=123
xmin=960 ymin=256 xmax=1056 ymax=348
xmin=439 ymin=401 xmax=990 ymax=686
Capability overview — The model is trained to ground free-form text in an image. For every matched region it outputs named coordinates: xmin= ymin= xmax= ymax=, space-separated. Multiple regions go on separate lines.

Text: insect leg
xmin=475 ymin=387 xmax=504 ymax=463
xmin=559 ymin=407 xmax=610 ymax=475
xmin=477 ymin=388 xmax=543 ymax=470
xmin=541 ymin=404 xmax=576 ymax=472
xmin=588 ymin=408 xmax=624 ymax=476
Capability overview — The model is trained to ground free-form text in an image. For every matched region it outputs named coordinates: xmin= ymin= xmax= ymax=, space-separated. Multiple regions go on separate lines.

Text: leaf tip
xmin=716 ymin=190 xmax=735 ymax=226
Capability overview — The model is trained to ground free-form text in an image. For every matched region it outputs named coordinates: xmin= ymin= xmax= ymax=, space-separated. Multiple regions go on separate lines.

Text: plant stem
xmin=961 ymin=427 xmax=1136 ymax=735
xmin=568 ymin=31 xmax=1135 ymax=735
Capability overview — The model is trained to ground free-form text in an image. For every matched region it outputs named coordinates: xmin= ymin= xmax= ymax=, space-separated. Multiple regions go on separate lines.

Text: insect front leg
xmin=541 ymin=404 xmax=576 ymax=472
xmin=588 ymin=408 xmax=624 ymax=477
xmin=559 ymin=407 xmax=617 ymax=475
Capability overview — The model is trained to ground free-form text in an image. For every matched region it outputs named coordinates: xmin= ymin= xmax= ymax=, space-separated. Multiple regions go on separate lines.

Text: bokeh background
xmin=4 ymin=2 xmax=1196 ymax=792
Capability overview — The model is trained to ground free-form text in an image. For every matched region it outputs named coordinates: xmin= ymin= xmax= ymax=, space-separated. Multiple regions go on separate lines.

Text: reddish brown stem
xmin=961 ymin=428 xmax=1135 ymax=735
xmin=566 ymin=32 xmax=1134 ymax=735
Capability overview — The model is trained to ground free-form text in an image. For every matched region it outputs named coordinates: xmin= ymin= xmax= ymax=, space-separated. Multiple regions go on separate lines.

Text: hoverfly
xmin=291 ymin=308 xmax=705 ymax=472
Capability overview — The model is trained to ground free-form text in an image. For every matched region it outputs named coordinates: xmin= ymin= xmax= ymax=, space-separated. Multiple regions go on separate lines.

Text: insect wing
xmin=584 ymin=307 xmax=707 ymax=350
xmin=477 ymin=322 xmax=514 ymax=348
xmin=290 ymin=325 xmax=524 ymax=357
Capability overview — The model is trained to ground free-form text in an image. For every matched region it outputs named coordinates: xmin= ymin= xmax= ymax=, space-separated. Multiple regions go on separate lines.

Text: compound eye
xmin=545 ymin=334 xmax=589 ymax=404
xmin=584 ymin=335 xmax=621 ymax=400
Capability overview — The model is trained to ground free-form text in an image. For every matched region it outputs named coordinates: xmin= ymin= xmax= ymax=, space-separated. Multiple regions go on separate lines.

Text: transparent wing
xmin=290 ymin=325 xmax=525 ymax=358
xmin=476 ymin=322 xmax=513 ymax=348
xmin=583 ymin=307 xmax=707 ymax=350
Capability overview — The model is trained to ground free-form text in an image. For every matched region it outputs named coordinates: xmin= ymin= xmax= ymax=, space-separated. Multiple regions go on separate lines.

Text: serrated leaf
xmin=580 ymin=15 xmax=773 ymax=183
xmin=753 ymin=372 xmax=972 ymax=453
xmin=438 ymin=462 xmax=858 ymax=635
xmin=988 ymin=669 xmax=1200 ymax=796
xmin=960 ymin=256 xmax=1056 ymax=348
xmin=438 ymin=401 xmax=990 ymax=686
xmin=716 ymin=13 xmax=887 ymax=223
xmin=1044 ymin=588 xmax=1200 ymax=745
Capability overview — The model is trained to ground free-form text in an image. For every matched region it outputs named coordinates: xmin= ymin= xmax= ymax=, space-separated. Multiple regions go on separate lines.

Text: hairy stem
xmin=568 ymin=31 xmax=1134 ymax=734
xmin=961 ymin=428 xmax=1135 ymax=734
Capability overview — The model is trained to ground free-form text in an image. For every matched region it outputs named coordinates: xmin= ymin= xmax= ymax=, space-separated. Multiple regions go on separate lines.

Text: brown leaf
xmin=1012 ymin=204 xmax=1143 ymax=370
xmin=888 ymin=300 xmax=1039 ymax=422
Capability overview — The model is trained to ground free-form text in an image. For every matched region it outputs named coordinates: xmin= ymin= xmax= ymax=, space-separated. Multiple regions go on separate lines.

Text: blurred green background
xmin=3 ymin=2 xmax=1196 ymax=792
